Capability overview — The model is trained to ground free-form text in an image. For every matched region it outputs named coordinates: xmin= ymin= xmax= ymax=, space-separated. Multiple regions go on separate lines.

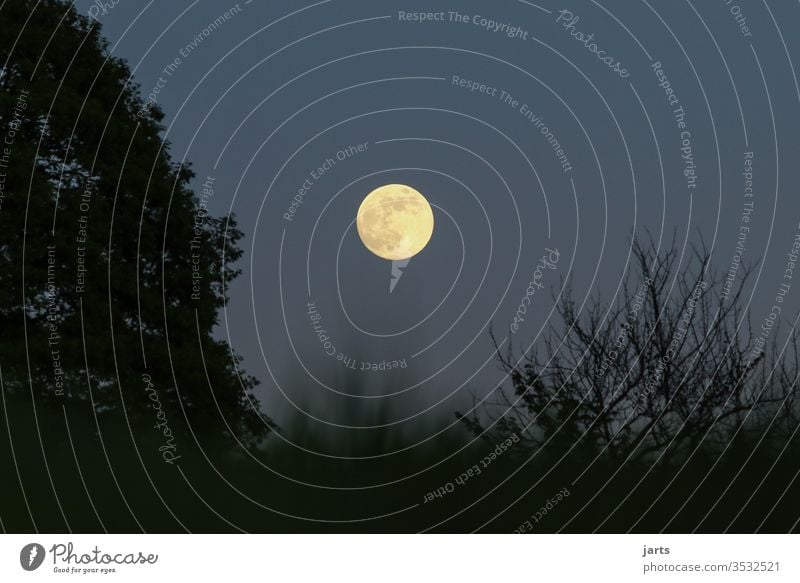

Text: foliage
xmin=0 ymin=0 xmax=270 ymax=446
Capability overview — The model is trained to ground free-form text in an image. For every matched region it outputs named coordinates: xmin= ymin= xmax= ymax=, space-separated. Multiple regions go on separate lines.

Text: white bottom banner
xmin=0 ymin=534 xmax=797 ymax=582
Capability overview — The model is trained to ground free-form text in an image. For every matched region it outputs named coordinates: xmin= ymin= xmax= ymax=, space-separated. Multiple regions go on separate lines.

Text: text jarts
xmin=642 ymin=545 xmax=671 ymax=557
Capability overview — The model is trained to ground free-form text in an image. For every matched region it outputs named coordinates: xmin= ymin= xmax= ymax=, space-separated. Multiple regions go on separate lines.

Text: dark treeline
xmin=3 ymin=228 xmax=798 ymax=531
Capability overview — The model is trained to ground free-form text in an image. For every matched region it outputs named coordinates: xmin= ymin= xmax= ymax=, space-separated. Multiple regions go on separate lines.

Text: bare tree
xmin=462 ymin=234 xmax=799 ymax=462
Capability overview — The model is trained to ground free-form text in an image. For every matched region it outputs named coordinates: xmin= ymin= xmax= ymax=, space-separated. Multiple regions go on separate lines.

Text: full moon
xmin=356 ymin=184 xmax=434 ymax=261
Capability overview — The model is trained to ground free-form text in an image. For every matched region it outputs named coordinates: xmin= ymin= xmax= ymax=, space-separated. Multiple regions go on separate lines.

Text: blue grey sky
xmin=76 ymin=0 xmax=800 ymax=435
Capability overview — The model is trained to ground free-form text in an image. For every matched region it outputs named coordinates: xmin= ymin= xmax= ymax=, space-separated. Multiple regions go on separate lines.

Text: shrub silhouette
xmin=459 ymin=235 xmax=800 ymax=532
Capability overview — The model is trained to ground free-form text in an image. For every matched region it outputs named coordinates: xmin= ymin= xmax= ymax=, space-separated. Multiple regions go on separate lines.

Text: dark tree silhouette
xmin=462 ymin=234 xmax=799 ymax=462
xmin=0 ymin=0 xmax=270 ymax=446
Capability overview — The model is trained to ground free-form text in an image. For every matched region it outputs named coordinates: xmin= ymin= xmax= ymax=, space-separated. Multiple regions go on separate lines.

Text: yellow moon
xmin=356 ymin=184 xmax=434 ymax=261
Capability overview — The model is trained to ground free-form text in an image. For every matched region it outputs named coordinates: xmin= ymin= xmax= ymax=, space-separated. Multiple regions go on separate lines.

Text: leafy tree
xmin=0 ymin=0 xmax=270 ymax=447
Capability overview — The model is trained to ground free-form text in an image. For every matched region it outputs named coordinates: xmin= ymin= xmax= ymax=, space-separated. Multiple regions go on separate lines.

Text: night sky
xmin=76 ymin=0 xmax=800 ymax=440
